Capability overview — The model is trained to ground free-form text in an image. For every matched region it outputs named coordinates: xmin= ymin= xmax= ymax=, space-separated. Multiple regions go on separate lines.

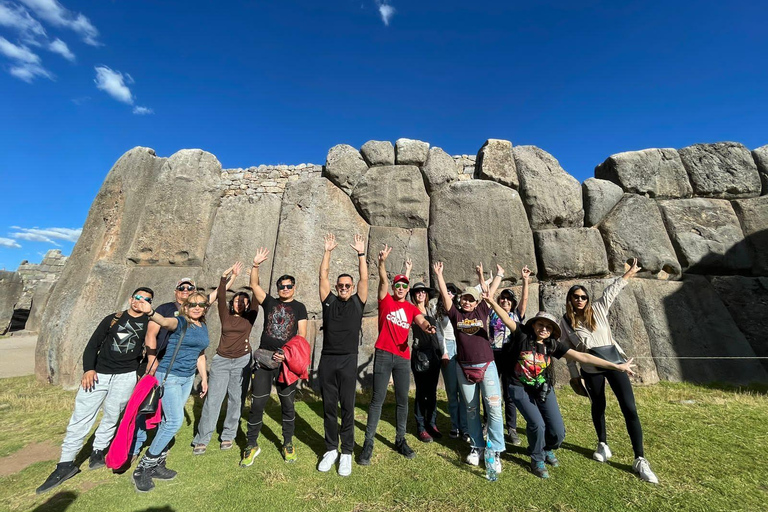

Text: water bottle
xmin=485 ymin=440 xmax=498 ymax=481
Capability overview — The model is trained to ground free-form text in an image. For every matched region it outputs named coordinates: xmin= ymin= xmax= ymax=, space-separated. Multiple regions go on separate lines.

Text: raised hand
xmin=135 ymin=298 xmax=153 ymax=314
xmin=379 ymin=245 xmax=392 ymax=262
xmin=433 ymin=261 xmax=444 ymax=276
xmin=253 ymin=247 xmax=270 ymax=267
xmin=404 ymin=257 xmax=413 ymax=273
xmin=350 ymin=233 xmax=366 ymax=254
xmin=232 ymin=261 xmax=244 ymax=277
xmin=624 ymin=258 xmax=642 ymax=279
xmin=324 ymin=233 xmax=338 ymax=252
xmin=496 ymin=263 xmax=505 ymax=276
xmin=476 ymin=263 xmax=485 ymax=279
xmin=481 ymin=289 xmax=492 ymax=302
xmin=521 ymin=265 xmax=531 ymax=280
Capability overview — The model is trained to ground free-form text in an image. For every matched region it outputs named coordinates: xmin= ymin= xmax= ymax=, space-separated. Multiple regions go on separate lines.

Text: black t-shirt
xmin=82 ymin=311 xmax=151 ymax=374
xmin=321 ymin=293 xmax=364 ymax=355
xmin=502 ymin=325 xmax=570 ymax=387
xmin=411 ymin=314 xmax=441 ymax=362
xmin=259 ymin=294 xmax=308 ymax=351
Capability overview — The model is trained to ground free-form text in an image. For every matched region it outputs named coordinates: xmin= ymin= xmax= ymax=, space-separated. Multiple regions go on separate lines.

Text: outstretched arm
xmin=516 ymin=265 xmax=531 ymax=318
xmin=136 ymin=299 xmax=179 ymax=331
xmin=250 ymin=248 xmax=270 ymax=305
xmin=433 ymin=262 xmax=454 ymax=314
xmin=351 ymin=233 xmax=369 ymax=304
xmin=483 ymin=292 xmax=518 ymax=333
xmin=563 ymin=351 xmax=636 ymax=376
xmin=487 ymin=264 xmax=505 ymax=297
xmin=377 ymin=245 xmax=392 ymax=301
xmin=319 ymin=233 xmax=337 ymax=302
xmin=414 ymin=314 xmax=436 ymax=334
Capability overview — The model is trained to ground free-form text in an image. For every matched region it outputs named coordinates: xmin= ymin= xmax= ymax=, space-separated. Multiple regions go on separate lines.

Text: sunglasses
xmin=498 ymin=296 xmax=512 ymax=302
xmin=535 ymin=322 xmax=553 ymax=331
xmin=186 ymin=302 xmax=208 ymax=308
xmin=133 ymin=295 xmax=152 ymax=304
xmin=337 ymin=283 xmax=353 ymax=289
xmin=277 ymin=284 xmax=294 ymax=290
xmin=460 ymin=296 xmax=477 ymax=303
xmin=572 ymin=294 xmax=589 ymax=301
xmin=177 ymin=285 xmax=195 ymax=292
xmin=393 ymin=283 xmax=409 ymax=290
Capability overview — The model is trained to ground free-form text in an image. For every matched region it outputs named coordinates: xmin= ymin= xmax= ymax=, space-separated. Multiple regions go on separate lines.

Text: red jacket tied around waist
xmin=278 ymin=335 xmax=311 ymax=386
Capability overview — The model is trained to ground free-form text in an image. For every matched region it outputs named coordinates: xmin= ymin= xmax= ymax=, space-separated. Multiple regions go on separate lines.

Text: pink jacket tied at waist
xmin=278 ymin=335 xmax=311 ymax=386
xmin=106 ymin=374 xmax=162 ymax=469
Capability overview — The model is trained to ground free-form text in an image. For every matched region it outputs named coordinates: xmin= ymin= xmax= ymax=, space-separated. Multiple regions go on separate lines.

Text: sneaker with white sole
xmin=338 ymin=453 xmax=352 ymax=477
xmin=593 ymin=442 xmax=612 ymax=463
xmin=318 ymin=450 xmax=338 ymax=472
xmin=633 ymin=457 xmax=659 ymax=484
xmin=466 ymin=447 xmax=483 ymax=466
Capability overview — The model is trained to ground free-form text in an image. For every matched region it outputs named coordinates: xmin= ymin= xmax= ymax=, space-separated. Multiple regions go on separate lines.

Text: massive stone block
xmin=633 ymin=276 xmax=767 ymax=384
xmin=429 ymin=180 xmax=537 ymax=288
xmin=26 ymin=281 xmax=55 ymax=333
xmin=595 ymin=148 xmax=693 ymax=199
xmin=708 ymin=276 xmax=768 ymax=373
xmin=678 ymin=142 xmax=761 ymax=199
xmin=474 ymin=139 xmax=518 ymax=189
xmin=273 ymin=177 xmax=370 ymax=318
xmin=127 ymin=149 xmax=221 ymax=266
xmin=325 ymin=144 xmax=369 ymax=194
xmin=598 ymin=195 xmax=681 ymax=278
xmin=0 ymin=271 xmax=23 ymax=334
xmin=732 ymin=195 xmax=768 ymax=276
xmin=752 ymin=145 xmax=768 ymax=195
xmin=514 ymin=146 xmax=584 ymax=229
xmin=534 ymin=228 xmax=609 ymax=279
xmin=658 ymin=198 xmax=751 ymax=274
xmin=582 ymin=178 xmax=624 ymax=227
xmin=422 ymin=147 xmax=460 ymax=193
xmin=539 ymin=279 xmax=659 ymax=386
xmin=364 ymin=226 xmax=429 ymax=317
xmin=360 ymin=140 xmax=395 ymax=167
xmin=395 ymin=138 xmax=429 ymax=165
xmin=351 ymin=165 xmax=430 ymax=228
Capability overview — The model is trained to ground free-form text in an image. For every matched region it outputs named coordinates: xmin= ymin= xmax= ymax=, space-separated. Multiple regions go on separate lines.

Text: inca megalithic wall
xmin=35 ymin=139 xmax=768 ymax=388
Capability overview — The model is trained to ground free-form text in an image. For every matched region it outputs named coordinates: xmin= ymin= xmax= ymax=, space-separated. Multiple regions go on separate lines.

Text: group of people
xmin=36 ymin=232 xmax=658 ymax=496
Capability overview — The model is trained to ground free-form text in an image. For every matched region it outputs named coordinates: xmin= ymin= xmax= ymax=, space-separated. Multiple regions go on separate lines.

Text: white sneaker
xmin=338 ymin=454 xmax=352 ymax=477
xmin=633 ymin=457 xmax=659 ymax=484
xmin=593 ymin=442 xmax=612 ymax=463
xmin=466 ymin=447 xmax=482 ymax=466
xmin=317 ymin=450 xmax=338 ymax=472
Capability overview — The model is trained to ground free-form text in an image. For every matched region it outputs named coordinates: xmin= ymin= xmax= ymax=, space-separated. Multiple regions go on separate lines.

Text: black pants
xmin=484 ymin=349 xmax=518 ymax=429
xmin=364 ymin=348 xmax=410 ymax=443
xmin=411 ymin=356 xmax=440 ymax=433
xmin=246 ymin=365 xmax=298 ymax=446
xmin=581 ymin=369 xmax=644 ymax=458
xmin=318 ymin=353 xmax=357 ymax=454
xmin=509 ymin=385 xmax=565 ymax=462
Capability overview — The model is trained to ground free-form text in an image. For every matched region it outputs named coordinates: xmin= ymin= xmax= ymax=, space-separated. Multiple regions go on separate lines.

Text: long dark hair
xmin=565 ymin=285 xmax=596 ymax=331
xmin=229 ymin=292 xmax=251 ymax=315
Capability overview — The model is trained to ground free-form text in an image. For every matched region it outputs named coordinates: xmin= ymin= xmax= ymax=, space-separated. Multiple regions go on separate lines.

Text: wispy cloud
xmin=0 ymin=35 xmax=52 ymax=81
xmin=48 ymin=37 xmax=73 ymax=61
xmin=10 ymin=227 xmax=81 ymax=246
xmin=0 ymin=1 xmax=46 ymax=43
xmin=94 ymin=65 xmax=133 ymax=103
xmin=375 ymin=0 xmax=395 ymax=26
xmin=18 ymin=0 xmax=99 ymax=46
xmin=132 ymin=105 xmax=153 ymax=115
xmin=0 ymin=237 xmax=21 ymax=248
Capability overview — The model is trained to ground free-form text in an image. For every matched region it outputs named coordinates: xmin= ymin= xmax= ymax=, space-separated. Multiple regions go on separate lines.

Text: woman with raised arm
xmin=484 ymin=292 xmax=636 ymax=479
xmin=132 ymin=291 xmax=210 ymax=492
xmin=560 ymin=258 xmax=658 ymax=484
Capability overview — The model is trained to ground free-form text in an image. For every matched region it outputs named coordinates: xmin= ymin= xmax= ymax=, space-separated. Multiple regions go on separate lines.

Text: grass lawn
xmin=0 ymin=375 xmax=766 ymax=512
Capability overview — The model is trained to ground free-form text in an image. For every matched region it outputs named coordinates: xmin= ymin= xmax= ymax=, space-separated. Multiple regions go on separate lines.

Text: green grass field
xmin=1 ymin=376 xmax=766 ymax=512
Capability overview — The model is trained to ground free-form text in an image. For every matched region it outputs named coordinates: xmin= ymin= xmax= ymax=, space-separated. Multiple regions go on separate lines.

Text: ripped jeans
xmin=456 ymin=360 xmax=505 ymax=453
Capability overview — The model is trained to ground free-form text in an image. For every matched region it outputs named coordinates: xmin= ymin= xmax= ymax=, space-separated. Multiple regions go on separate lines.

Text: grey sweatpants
xmin=59 ymin=372 xmax=137 ymax=463
xmin=193 ymin=353 xmax=251 ymax=446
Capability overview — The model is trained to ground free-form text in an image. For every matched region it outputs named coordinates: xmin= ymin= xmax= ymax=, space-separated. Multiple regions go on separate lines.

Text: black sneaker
xmin=507 ymin=428 xmax=522 ymax=446
xmin=152 ymin=453 xmax=177 ymax=480
xmin=395 ymin=439 xmax=416 ymax=460
xmin=358 ymin=439 xmax=374 ymax=466
xmin=35 ymin=463 xmax=79 ymax=494
xmin=88 ymin=449 xmax=106 ymax=470
xmin=132 ymin=454 xmax=159 ymax=493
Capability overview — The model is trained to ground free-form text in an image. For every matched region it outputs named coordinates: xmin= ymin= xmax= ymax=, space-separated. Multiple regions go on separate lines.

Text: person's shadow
xmin=31 ymin=491 xmax=77 ymax=512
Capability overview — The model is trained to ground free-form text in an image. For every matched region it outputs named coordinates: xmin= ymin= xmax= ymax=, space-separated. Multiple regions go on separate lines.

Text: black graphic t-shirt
xmin=82 ymin=311 xmax=151 ymax=374
xmin=259 ymin=294 xmax=308 ymax=351
xmin=502 ymin=326 xmax=570 ymax=387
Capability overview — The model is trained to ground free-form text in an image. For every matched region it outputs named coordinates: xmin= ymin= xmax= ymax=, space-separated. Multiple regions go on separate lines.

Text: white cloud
xmin=48 ymin=37 xmax=73 ymax=60
xmin=0 ymin=35 xmax=38 ymax=62
xmin=0 ymin=237 xmax=21 ymax=248
xmin=9 ymin=61 xmax=50 ymax=81
xmin=18 ymin=0 xmax=99 ymax=46
xmin=10 ymin=227 xmax=81 ymax=246
xmin=94 ymin=65 xmax=133 ymax=104
xmin=0 ymin=1 xmax=46 ymax=43
xmin=0 ymin=35 xmax=53 ymax=81
xmin=375 ymin=0 xmax=395 ymax=26
xmin=132 ymin=105 xmax=153 ymax=115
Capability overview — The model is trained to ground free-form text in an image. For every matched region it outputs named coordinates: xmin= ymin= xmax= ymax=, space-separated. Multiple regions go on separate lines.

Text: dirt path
xmin=0 ymin=440 xmax=58 ymax=477
xmin=0 ymin=333 xmax=37 ymax=378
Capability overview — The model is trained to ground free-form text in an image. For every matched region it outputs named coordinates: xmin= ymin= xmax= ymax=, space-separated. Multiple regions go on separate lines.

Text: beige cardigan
xmin=559 ymin=277 xmax=628 ymax=377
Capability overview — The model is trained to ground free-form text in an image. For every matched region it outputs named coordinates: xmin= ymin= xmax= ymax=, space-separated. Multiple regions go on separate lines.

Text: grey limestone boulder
xmin=731 ymin=195 xmax=768 ymax=276
xmin=595 ymin=148 xmax=693 ymax=199
xmin=633 ymin=276 xmax=767 ymax=384
xmin=395 ymin=138 xmax=429 ymax=165
xmin=325 ymin=144 xmax=369 ymax=195
xmin=751 ymin=145 xmax=768 ymax=195
xmin=534 ymin=228 xmax=608 ymax=279
xmin=659 ymin=198 xmax=751 ymax=274
xmin=678 ymin=142 xmax=761 ymax=199
xmin=360 ymin=140 xmax=395 ymax=167
xmin=273 ymin=177 xmax=370 ymax=318
xmin=582 ymin=178 xmax=624 ymax=227
xmin=352 ymin=165 xmax=429 ymax=228
xmin=0 ymin=271 xmax=23 ymax=334
xmin=422 ymin=147 xmax=460 ymax=193
xmin=474 ymin=139 xmax=518 ymax=189
xmin=26 ymin=281 xmax=55 ymax=333
xmin=598 ymin=195 xmax=681 ymax=278
xmin=514 ymin=146 xmax=584 ymax=229
xmin=428 ymin=180 xmax=537 ymax=288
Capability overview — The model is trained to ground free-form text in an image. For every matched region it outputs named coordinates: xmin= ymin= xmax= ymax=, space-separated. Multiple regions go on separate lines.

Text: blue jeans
xmin=456 ymin=360 xmax=504 ymax=453
xmin=510 ymin=384 xmax=565 ymax=462
xmin=146 ymin=372 xmax=195 ymax=456
xmin=440 ymin=338 xmax=467 ymax=433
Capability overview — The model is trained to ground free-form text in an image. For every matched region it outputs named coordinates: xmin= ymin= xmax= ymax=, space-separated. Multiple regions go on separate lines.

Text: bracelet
xmin=149 ymin=309 xmax=155 ymax=317
xmin=252 ymin=264 xmax=260 ymax=268
xmin=496 ymin=273 xmax=504 ymax=278
xmin=358 ymin=252 xmax=365 ymax=257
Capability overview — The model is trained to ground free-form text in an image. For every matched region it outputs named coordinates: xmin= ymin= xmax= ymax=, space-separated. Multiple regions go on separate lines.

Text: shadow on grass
xmin=559 ymin=441 xmax=634 ymax=474
xmin=264 ymin=387 xmax=327 ymax=457
xmin=694 ymin=381 xmax=768 ymax=396
xmin=31 ymin=491 xmax=77 ymax=512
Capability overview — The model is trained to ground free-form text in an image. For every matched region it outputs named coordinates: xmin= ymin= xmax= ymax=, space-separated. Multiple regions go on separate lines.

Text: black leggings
xmin=246 ymin=365 xmax=298 ymax=446
xmin=581 ymin=369 xmax=644 ymax=458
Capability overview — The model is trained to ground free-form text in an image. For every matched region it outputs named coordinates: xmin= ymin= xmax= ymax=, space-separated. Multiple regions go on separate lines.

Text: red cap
xmin=393 ymin=274 xmax=409 ymax=285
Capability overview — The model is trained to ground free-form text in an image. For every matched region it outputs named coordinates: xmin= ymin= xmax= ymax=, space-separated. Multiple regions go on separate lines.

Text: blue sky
xmin=1 ymin=0 xmax=767 ymax=270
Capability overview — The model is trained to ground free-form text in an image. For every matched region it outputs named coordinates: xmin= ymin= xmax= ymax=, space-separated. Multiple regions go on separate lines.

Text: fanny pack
xmin=588 ymin=344 xmax=626 ymax=365
xmin=253 ymin=348 xmax=281 ymax=370
xmin=459 ymin=361 xmax=491 ymax=384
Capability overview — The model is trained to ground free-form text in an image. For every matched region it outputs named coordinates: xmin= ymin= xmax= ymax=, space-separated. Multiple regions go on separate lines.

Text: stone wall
xmin=34 ymin=139 xmax=768 ymax=388
xmin=16 ymin=249 xmax=68 ymax=309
